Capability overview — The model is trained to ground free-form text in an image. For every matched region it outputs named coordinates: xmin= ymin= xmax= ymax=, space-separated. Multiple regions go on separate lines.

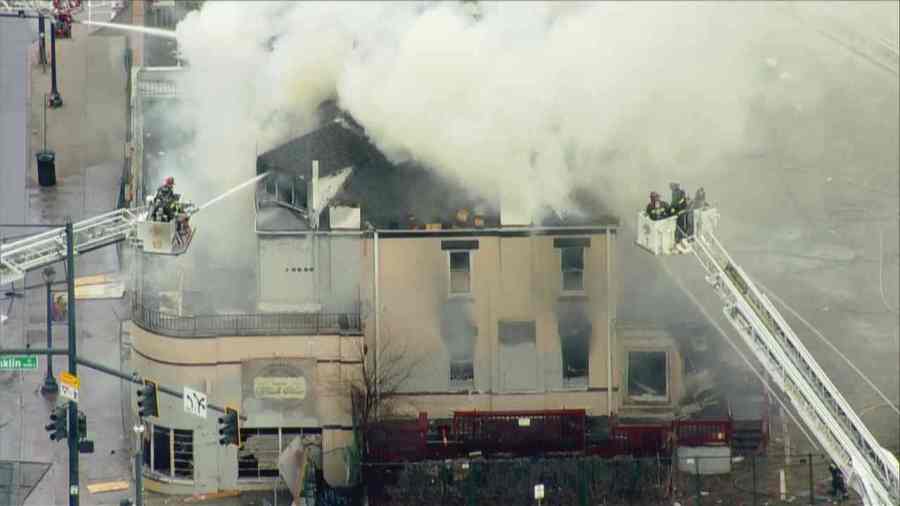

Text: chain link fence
xmin=361 ymin=452 xmax=861 ymax=506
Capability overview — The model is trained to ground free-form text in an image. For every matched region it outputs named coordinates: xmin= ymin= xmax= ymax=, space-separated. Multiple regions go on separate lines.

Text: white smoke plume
xmin=169 ymin=0 xmax=897 ymax=221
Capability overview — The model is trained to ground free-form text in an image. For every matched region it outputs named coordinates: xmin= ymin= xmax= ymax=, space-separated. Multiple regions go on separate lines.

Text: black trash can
xmin=37 ymin=150 xmax=56 ymax=187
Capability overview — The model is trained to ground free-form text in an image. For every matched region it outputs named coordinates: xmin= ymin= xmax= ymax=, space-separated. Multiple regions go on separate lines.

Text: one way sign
xmin=183 ymin=386 xmax=208 ymax=419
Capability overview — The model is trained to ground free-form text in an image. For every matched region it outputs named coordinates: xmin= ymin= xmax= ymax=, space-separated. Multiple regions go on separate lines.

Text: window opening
xmin=172 ymin=429 xmax=194 ymax=479
xmin=627 ymin=351 xmax=668 ymax=402
xmin=449 ymin=251 xmax=471 ymax=294
xmin=561 ymin=247 xmax=584 ymax=292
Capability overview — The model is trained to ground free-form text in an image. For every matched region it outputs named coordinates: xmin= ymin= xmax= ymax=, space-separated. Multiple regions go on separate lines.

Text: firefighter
xmin=151 ymin=176 xmax=177 ymax=222
xmin=829 ymin=461 xmax=848 ymax=500
xmin=670 ymin=183 xmax=692 ymax=243
xmin=645 ymin=192 xmax=669 ymax=221
xmin=693 ymin=187 xmax=707 ymax=209
xmin=669 ymin=182 xmax=688 ymax=214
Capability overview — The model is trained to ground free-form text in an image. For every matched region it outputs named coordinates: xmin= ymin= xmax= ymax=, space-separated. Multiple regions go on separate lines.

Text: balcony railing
xmin=131 ymin=301 xmax=361 ymax=338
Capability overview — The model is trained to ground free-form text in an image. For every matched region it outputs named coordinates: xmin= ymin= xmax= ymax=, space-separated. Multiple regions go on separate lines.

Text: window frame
xmin=560 ymin=331 xmax=589 ymax=389
xmin=237 ymin=427 xmax=322 ymax=481
xmin=172 ymin=428 xmax=194 ymax=479
xmin=143 ymin=423 xmax=194 ymax=482
xmin=625 ymin=350 xmax=670 ymax=404
xmin=448 ymin=250 xmax=473 ymax=296
xmin=449 ymin=358 xmax=475 ymax=389
xmin=560 ymin=246 xmax=585 ymax=294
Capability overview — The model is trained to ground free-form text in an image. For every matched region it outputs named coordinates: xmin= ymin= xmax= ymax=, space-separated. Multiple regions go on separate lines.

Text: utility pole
xmin=40 ymin=267 xmax=59 ymax=400
xmin=65 ymin=220 xmax=78 ymax=505
xmin=49 ymin=20 xmax=63 ymax=108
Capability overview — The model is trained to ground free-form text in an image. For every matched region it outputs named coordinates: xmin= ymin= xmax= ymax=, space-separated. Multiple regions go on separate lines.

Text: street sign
xmin=183 ymin=386 xmax=207 ymax=419
xmin=60 ymin=371 xmax=79 ymax=402
xmin=0 ymin=355 xmax=38 ymax=371
xmin=534 ymin=484 xmax=545 ymax=500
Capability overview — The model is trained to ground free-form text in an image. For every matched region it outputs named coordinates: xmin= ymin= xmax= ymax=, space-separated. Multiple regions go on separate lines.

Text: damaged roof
xmin=255 ymin=106 xmax=618 ymax=230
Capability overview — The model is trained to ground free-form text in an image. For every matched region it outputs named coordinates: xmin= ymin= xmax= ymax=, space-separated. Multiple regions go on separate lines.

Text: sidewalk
xmin=0 ymin=22 xmax=133 ymax=506
xmin=28 ymin=23 xmax=127 ymax=181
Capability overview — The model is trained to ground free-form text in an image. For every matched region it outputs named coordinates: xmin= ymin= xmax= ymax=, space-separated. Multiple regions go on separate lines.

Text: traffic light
xmin=74 ymin=409 xmax=94 ymax=452
xmin=217 ymin=406 xmax=240 ymax=446
xmin=77 ymin=410 xmax=86 ymax=439
xmin=45 ymin=405 xmax=67 ymax=441
xmin=137 ymin=379 xmax=159 ymax=418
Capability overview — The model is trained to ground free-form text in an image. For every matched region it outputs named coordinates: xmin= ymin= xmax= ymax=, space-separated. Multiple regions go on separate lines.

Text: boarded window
xmin=627 ymin=351 xmax=668 ymax=402
xmin=449 ymin=251 xmax=471 ymax=294
xmin=561 ymin=247 xmax=584 ymax=292
xmin=499 ymin=321 xmax=536 ymax=344
xmin=498 ymin=321 xmax=538 ymax=391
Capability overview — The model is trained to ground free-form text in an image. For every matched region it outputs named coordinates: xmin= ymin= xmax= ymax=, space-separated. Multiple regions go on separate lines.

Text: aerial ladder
xmin=1 ymin=202 xmax=196 ymax=286
xmin=1 ymin=172 xmax=270 ymax=286
xmin=636 ymin=202 xmax=900 ymax=505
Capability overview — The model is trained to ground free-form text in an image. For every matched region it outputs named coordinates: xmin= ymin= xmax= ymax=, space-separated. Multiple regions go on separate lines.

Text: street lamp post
xmin=40 ymin=267 xmax=59 ymax=400
xmin=38 ymin=14 xmax=47 ymax=66
xmin=48 ymin=21 xmax=63 ymax=108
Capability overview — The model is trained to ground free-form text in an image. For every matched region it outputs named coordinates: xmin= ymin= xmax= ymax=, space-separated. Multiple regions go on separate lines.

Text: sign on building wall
xmin=242 ymin=359 xmax=318 ymax=425
xmin=254 ymin=376 xmax=307 ymax=400
xmin=183 ymin=386 xmax=208 ymax=419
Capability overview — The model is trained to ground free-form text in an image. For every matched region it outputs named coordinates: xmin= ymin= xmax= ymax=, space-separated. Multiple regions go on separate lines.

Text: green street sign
xmin=0 ymin=355 xmax=38 ymax=371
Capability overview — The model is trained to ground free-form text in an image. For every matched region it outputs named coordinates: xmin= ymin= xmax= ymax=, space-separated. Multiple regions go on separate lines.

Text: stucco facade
xmin=364 ymin=228 xmax=622 ymax=418
xmin=126 ymin=222 xmax=699 ymax=497
xmin=129 ymin=323 xmax=361 ymax=493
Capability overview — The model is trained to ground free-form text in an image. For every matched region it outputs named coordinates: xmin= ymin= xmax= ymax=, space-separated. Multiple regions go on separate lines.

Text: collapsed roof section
xmin=255 ymin=104 xmax=618 ymax=233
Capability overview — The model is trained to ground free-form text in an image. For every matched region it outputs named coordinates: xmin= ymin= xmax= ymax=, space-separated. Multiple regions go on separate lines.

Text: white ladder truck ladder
xmin=0 ymin=208 xmax=143 ymax=286
xmin=637 ymin=207 xmax=900 ymax=505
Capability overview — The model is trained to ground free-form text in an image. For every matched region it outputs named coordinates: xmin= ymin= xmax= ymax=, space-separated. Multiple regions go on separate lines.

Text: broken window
xmin=498 ymin=321 xmax=538 ymax=391
xmin=239 ymin=428 xmax=280 ymax=479
xmin=144 ymin=424 xmax=193 ymax=480
xmin=443 ymin=300 xmax=476 ymax=388
xmin=151 ymin=425 xmax=171 ymax=477
xmin=561 ymin=247 xmax=584 ymax=292
xmin=142 ymin=430 xmax=151 ymax=469
xmin=560 ymin=328 xmax=589 ymax=387
xmin=449 ymin=251 xmax=471 ymax=294
xmin=450 ymin=359 xmax=474 ymax=385
xmin=448 ymin=335 xmax=475 ymax=388
xmin=172 ymin=429 xmax=194 ymax=479
xmin=557 ymin=303 xmax=591 ymax=387
xmin=627 ymin=351 xmax=668 ymax=402
xmin=238 ymin=427 xmax=321 ymax=480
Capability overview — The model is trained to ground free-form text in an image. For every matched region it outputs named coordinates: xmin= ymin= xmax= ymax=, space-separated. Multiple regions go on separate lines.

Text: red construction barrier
xmin=451 ymin=409 xmax=587 ymax=456
xmin=673 ymin=419 xmax=732 ymax=447
xmin=366 ymin=413 xmax=428 ymax=463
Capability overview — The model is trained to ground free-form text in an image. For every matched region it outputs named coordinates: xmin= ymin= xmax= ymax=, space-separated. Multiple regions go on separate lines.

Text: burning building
xmin=125 ymin=69 xmax=730 ymax=498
